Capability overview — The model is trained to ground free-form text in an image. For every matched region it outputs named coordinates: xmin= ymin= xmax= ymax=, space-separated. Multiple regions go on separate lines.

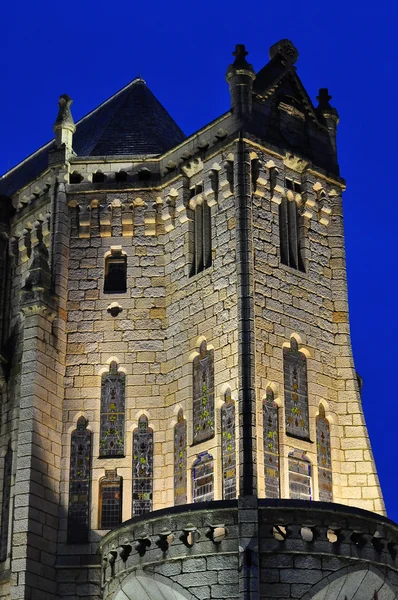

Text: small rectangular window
xmin=104 ymin=255 xmax=127 ymax=293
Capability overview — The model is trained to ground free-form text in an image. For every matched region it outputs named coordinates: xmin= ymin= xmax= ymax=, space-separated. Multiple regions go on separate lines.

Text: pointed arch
xmin=221 ymin=389 xmax=236 ymax=500
xmin=192 ymin=340 xmax=215 ymax=444
xmin=68 ymin=416 xmax=92 ymax=543
xmin=174 ymin=409 xmax=187 ymax=506
xmin=263 ymin=388 xmax=280 ymax=498
xmin=284 ymin=338 xmax=310 ymax=439
xmin=316 ymin=404 xmax=333 ymax=501
xmin=99 ymin=361 xmax=125 ymax=457
xmin=132 ymin=415 xmax=153 ymax=516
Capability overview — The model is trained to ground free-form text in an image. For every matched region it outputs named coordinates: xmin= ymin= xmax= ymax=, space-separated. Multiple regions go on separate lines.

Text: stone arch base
xmin=305 ymin=565 xmax=397 ymax=600
xmin=112 ymin=570 xmax=193 ymax=600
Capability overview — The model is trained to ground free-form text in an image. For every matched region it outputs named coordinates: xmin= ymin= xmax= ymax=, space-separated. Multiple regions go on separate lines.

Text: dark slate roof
xmin=0 ymin=78 xmax=186 ymax=197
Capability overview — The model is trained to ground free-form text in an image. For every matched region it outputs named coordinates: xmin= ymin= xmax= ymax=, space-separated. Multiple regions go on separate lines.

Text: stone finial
xmin=316 ymin=88 xmax=339 ymax=122
xmin=269 ymin=39 xmax=299 ymax=64
xmin=226 ymin=44 xmax=255 ymax=117
xmin=53 ymin=94 xmax=76 ymax=151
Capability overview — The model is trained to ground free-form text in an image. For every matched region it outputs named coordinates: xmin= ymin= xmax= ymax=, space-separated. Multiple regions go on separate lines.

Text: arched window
xmin=192 ymin=452 xmax=214 ymax=503
xmin=279 ymin=185 xmax=304 ymax=272
xmin=221 ymin=390 xmax=236 ymax=500
xmin=190 ymin=190 xmax=212 ymax=277
xmin=0 ymin=442 xmax=12 ymax=561
xmin=99 ymin=362 xmax=125 ymax=457
xmin=316 ymin=405 xmax=333 ymax=502
xmin=284 ymin=338 xmax=310 ymax=440
xmin=193 ymin=341 xmax=215 ymax=444
xmin=263 ymin=388 xmax=280 ymax=498
xmin=104 ymin=251 xmax=127 ymax=293
xmin=288 ymin=450 xmax=312 ymax=500
xmin=132 ymin=415 xmax=153 ymax=516
xmin=68 ymin=417 xmax=91 ymax=543
xmin=98 ymin=470 xmax=122 ymax=530
xmin=174 ymin=409 xmax=187 ymax=506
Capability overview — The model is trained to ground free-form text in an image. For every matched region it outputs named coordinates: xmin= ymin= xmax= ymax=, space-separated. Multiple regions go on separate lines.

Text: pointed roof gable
xmin=0 ymin=78 xmax=186 ymax=197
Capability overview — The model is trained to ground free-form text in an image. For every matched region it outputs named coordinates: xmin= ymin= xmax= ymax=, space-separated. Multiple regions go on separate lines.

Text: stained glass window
xmin=174 ymin=409 xmax=187 ymax=506
xmin=193 ymin=341 xmax=215 ymax=444
xmin=99 ymin=470 xmax=122 ymax=529
xmin=263 ymin=388 xmax=280 ymax=498
xmin=0 ymin=443 xmax=12 ymax=562
xmin=68 ymin=417 xmax=91 ymax=543
xmin=288 ymin=450 xmax=312 ymax=500
xmin=99 ymin=362 xmax=125 ymax=457
xmin=192 ymin=452 xmax=214 ymax=503
xmin=132 ymin=415 xmax=153 ymax=516
xmin=284 ymin=339 xmax=309 ymax=439
xmin=316 ymin=405 xmax=333 ymax=502
xmin=221 ymin=390 xmax=236 ymax=500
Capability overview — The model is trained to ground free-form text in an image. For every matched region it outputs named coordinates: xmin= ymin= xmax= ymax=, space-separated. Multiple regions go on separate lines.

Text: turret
xmin=316 ymin=87 xmax=339 ymax=156
xmin=53 ymin=93 xmax=76 ymax=155
xmin=226 ymin=44 xmax=255 ymax=119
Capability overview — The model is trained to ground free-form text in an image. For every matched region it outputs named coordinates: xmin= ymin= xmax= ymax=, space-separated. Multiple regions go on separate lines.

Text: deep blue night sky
xmin=1 ymin=1 xmax=397 ymax=518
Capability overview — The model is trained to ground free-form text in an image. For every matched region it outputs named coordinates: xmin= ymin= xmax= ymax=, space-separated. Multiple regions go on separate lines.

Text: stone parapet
xmin=99 ymin=500 xmax=398 ymax=600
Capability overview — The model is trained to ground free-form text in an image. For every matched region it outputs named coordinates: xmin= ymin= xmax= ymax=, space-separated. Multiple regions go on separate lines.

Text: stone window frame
xmin=263 ymin=387 xmax=281 ymax=499
xmin=316 ymin=404 xmax=333 ymax=502
xmin=98 ymin=469 xmax=122 ymax=530
xmin=132 ymin=415 xmax=154 ymax=516
xmin=221 ymin=389 xmax=237 ymax=500
xmin=279 ymin=179 xmax=305 ymax=272
xmin=174 ymin=409 xmax=187 ymax=506
xmin=192 ymin=340 xmax=215 ymax=445
xmin=192 ymin=451 xmax=214 ymax=503
xmin=188 ymin=183 xmax=212 ymax=277
xmin=67 ymin=416 xmax=92 ymax=544
xmin=288 ymin=450 xmax=312 ymax=501
xmin=103 ymin=248 xmax=127 ymax=294
xmin=99 ymin=361 xmax=126 ymax=458
xmin=283 ymin=337 xmax=311 ymax=441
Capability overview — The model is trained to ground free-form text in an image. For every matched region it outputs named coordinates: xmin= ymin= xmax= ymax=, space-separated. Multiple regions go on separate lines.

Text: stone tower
xmin=0 ymin=40 xmax=396 ymax=600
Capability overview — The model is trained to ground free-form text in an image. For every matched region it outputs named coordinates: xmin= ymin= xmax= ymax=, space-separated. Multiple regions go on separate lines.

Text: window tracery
xmin=263 ymin=388 xmax=280 ymax=498
xmin=132 ymin=415 xmax=153 ymax=516
xmin=68 ymin=417 xmax=91 ymax=543
xmin=174 ymin=409 xmax=187 ymax=506
xmin=99 ymin=469 xmax=122 ymax=530
xmin=193 ymin=341 xmax=215 ymax=444
xmin=0 ymin=442 xmax=12 ymax=561
xmin=316 ymin=405 xmax=333 ymax=501
xmin=221 ymin=390 xmax=236 ymax=500
xmin=192 ymin=452 xmax=214 ymax=503
xmin=288 ymin=450 xmax=312 ymax=500
xmin=99 ymin=362 xmax=125 ymax=457
xmin=283 ymin=339 xmax=310 ymax=439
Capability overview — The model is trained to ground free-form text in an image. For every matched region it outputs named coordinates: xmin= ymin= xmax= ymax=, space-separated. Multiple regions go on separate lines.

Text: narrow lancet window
xmin=221 ymin=390 xmax=236 ymax=500
xmin=99 ymin=362 xmax=125 ymax=457
xmin=193 ymin=341 xmax=215 ymax=444
xmin=68 ymin=417 xmax=91 ymax=543
xmin=284 ymin=338 xmax=310 ymax=439
xmin=174 ymin=409 xmax=187 ymax=506
xmin=192 ymin=452 xmax=214 ymax=503
xmin=263 ymin=388 xmax=280 ymax=498
xmin=316 ymin=405 xmax=333 ymax=501
xmin=279 ymin=181 xmax=304 ymax=271
xmin=104 ymin=251 xmax=127 ymax=293
xmin=132 ymin=415 xmax=153 ymax=516
xmin=190 ymin=185 xmax=212 ymax=276
xmin=288 ymin=450 xmax=312 ymax=500
xmin=99 ymin=470 xmax=122 ymax=530
xmin=0 ymin=443 xmax=12 ymax=561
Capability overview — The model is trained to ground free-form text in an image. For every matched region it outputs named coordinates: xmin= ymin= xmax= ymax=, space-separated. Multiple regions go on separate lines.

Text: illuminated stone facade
xmin=0 ymin=39 xmax=393 ymax=600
